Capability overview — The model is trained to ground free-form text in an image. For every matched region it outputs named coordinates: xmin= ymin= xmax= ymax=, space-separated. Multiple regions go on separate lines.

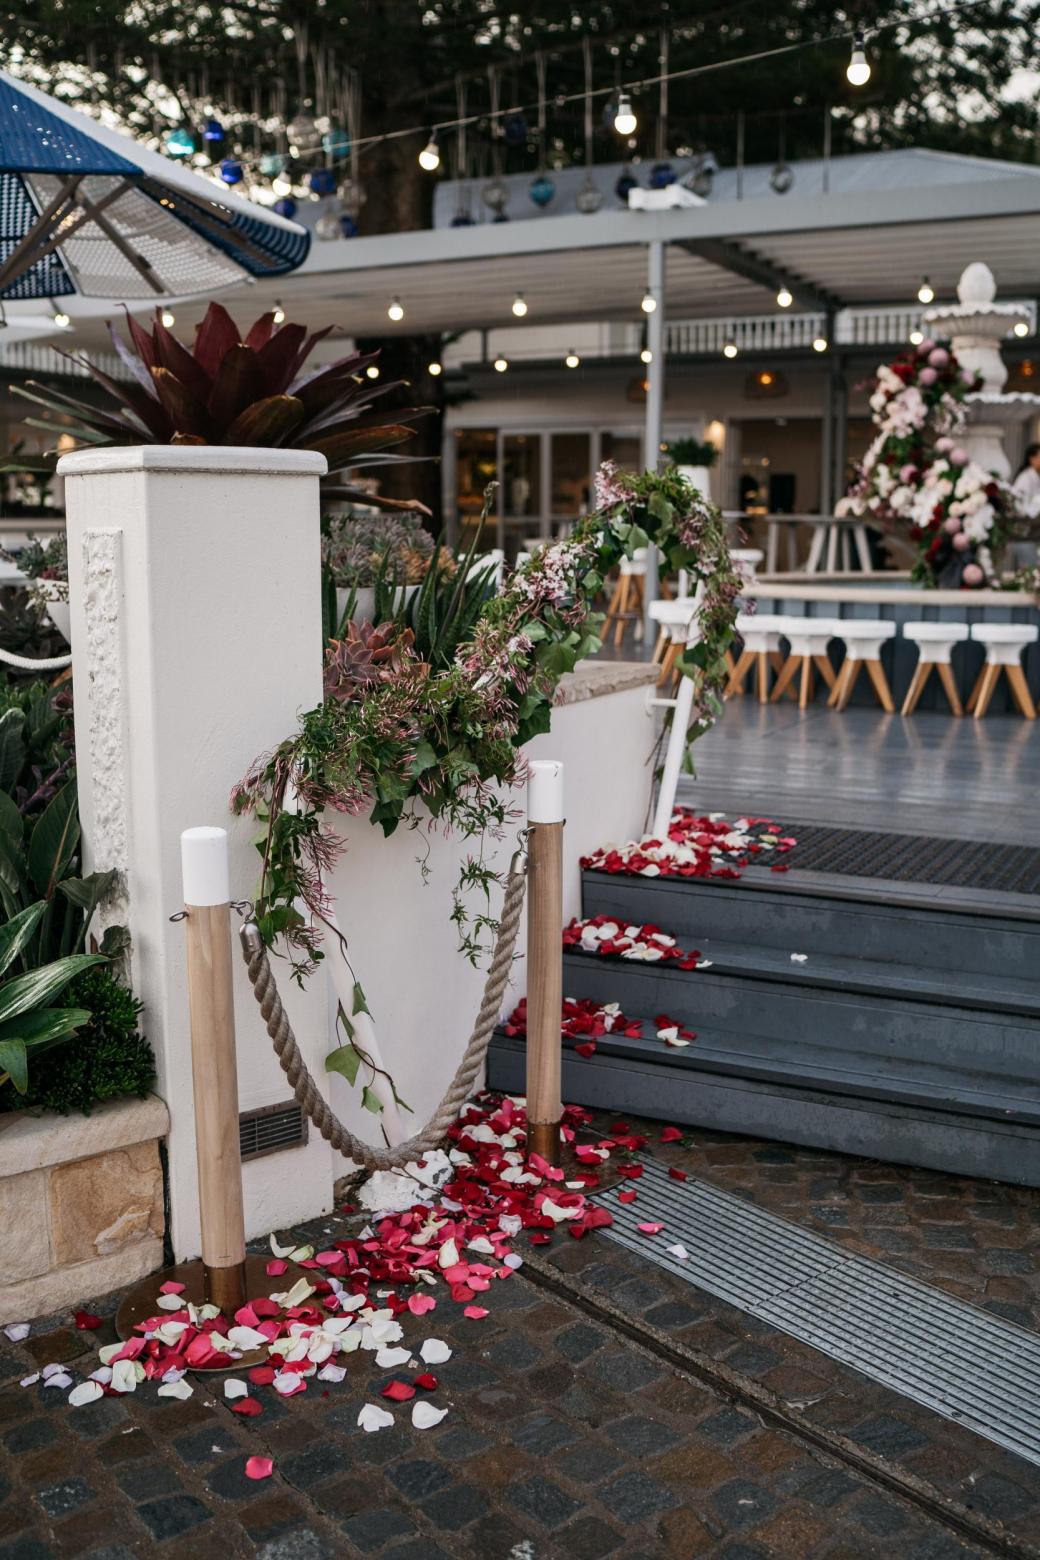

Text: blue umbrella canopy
xmin=0 ymin=72 xmax=310 ymax=301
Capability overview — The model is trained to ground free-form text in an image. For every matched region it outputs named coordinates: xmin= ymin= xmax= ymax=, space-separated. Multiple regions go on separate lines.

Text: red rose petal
xmin=463 ymin=1305 xmax=489 ymax=1319
xmin=381 ymin=1380 xmax=416 ymax=1401
xmin=245 ymin=1456 xmax=274 ymax=1480
xmin=232 ymin=1396 xmax=263 ymax=1417
xmin=73 ymin=1310 xmax=103 ymax=1330
xmin=618 ymin=1189 xmax=638 ymax=1204
xmin=660 ymin=1126 xmax=683 ymax=1143
xmin=574 ymin=1042 xmax=597 ymax=1058
xmin=248 ymin=1365 xmax=276 ymax=1386
xmin=414 ymin=1373 xmax=439 ymax=1391
xmin=668 ymin=1167 xmax=688 ymax=1182
xmin=637 ymin=1222 xmax=664 ymax=1235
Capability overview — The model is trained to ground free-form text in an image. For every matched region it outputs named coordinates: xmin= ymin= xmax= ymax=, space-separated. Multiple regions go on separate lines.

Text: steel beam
xmin=676 ymin=236 xmax=840 ymax=314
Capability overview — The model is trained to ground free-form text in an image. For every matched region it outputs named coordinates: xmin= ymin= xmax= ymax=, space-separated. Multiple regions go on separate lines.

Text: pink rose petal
xmin=245 ymin=1456 xmax=274 ymax=1480
xmin=463 ymin=1305 xmax=489 ymax=1320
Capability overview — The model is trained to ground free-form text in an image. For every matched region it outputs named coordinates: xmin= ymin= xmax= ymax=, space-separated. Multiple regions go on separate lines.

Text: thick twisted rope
xmin=0 ymin=646 xmax=72 ymax=670
xmin=239 ymin=858 xmax=528 ymax=1170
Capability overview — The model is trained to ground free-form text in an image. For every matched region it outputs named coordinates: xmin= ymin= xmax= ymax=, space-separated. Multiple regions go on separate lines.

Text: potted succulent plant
xmin=12 ymin=534 xmax=70 ymax=644
xmin=666 ymin=436 xmax=719 ymax=501
xmin=322 ymin=508 xmax=448 ymax=627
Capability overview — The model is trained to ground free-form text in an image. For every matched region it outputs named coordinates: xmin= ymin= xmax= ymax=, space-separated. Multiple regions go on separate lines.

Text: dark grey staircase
xmin=487 ymin=865 xmax=1040 ymax=1185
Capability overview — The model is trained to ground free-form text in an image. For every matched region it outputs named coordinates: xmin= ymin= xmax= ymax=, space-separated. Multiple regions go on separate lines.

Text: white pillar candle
xmin=181 ymin=826 xmax=231 ymax=907
xmin=528 ymin=759 xmax=564 ymax=824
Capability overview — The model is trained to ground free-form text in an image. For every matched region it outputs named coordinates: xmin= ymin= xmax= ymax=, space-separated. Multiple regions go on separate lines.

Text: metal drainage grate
xmin=595 ymin=1155 xmax=1040 ymax=1466
xmin=239 ymin=1101 xmax=308 ymax=1161
xmin=784 ymin=824 xmax=1040 ymax=894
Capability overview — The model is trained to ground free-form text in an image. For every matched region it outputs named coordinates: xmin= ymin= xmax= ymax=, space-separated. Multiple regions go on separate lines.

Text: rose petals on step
xmin=668 ymin=1167 xmax=688 ymax=1182
xmin=407 ymin=1294 xmax=436 ymax=1316
xmin=462 ymin=1306 xmax=488 ymax=1320
xmin=157 ymin=1294 xmax=185 ymax=1311
xmin=618 ymin=1189 xmax=637 ymax=1204
xmin=574 ymin=1042 xmax=597 ymax=1058
xmin=248 ymin=1365 xmax=276 ymax=1386
xmin=666 ymin=1242 xmax=690 ymax=1261
xmin=157 ymin=1377 xmax=193 ymax=1400
xmin=358 ymin=1403 xmax=395 ymax=1433
xmin=159 ymin=1281 xmax=186 ymax=1294
xmin=67 ymin=1380 xmax=104 ymax=1407
xmin=660 ymin=1127 xmax=683 ymax=1143
xmin=637 ymin=1222 xmax=664 ymax=1236
xmin=411 ymin=1400 xmax=448 ymax=1430
xmin=273 ymin=1372 xmax=306 ymax=1397
xmin=266 ymin=1260 xmax=288 ymax=1277
xmin=245 ymin=1456 xmax=274 ymax=1480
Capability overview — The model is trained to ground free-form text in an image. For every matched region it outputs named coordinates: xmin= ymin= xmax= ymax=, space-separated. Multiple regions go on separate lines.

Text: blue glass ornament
xmin=322 ymin=128 xmax=351 ymax=161
xmin=259 ymin=152 xmax=287 ymax=178
xmin=450 ymin=209 xmax=476 ymax=227
xmin=339 ymin=212 xmax=359 ymax=238
xmin=649 ymin=161 xmax=676 ymax=189
xmin=308 ymin=167 xmax=337 ymax=198
xmin=529 ymin=173 xmax=555 ymax=208
xmin=202 ymin=117 xmax=224 ymax=143
xmin=165 ymin=126 xmax=194 ymax=159
xmin=615 ymin=168 xmax=638 ymax=202
xmin=273 ymin=196 xmax=298 ymax=218
xmin=218 ymin=157 xmax=244 ymax=185
xmin=502 ymin=112 xmax=527 ymax=146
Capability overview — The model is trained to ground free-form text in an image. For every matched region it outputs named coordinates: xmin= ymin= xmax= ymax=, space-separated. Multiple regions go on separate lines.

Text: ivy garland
xmin=231 ymin=463 xmax=743 ymax=982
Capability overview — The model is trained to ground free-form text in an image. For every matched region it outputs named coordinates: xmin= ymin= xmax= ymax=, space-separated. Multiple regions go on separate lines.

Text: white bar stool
xmin=727 ymin=613 xmax=789 ymax=703
xmin=649 ymin=594 xmax=702 ymax=689
xmin=901 ymin=621 xmax=969 ymax=716
xmin=731 ymin=547 xmax=764 ymax=583
xmin=770 ymin=616 xmax=843 ymax=710
xmin=967 ymin=623 xmax=1038 ymax=720
xmin=828 ymin=620 xmax=897 ymax=712
xmin=605 ymin=548 xmax=648 ymax=647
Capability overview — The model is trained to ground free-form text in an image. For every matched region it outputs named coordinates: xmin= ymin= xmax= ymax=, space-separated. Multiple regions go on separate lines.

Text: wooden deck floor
xmin=679 ymin=699 xmax=1040 ymax=847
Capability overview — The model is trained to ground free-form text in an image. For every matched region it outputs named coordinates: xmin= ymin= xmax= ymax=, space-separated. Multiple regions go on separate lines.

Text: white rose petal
xmin=4 ymin=1323 xmax=29 ymax=1342
xmin=419 ymin=1338 xmax=452 ymax=1365
xmin=318 ymin=1363 xmax=347 ymax=1384
xmin=357 ymin=1402 xmax=395 ymax=1433
xmin=67 ymin=1380 xmax=104 ymax=1408
xmin=223 ymin=1379 xmax=249 ymax=1400
xmin=375 ymin=1347 xmax=411 ymax=1369
xmin=411 ymin=1401 xmax=448 ymax=1430
xmin=157 ymin=1378 xmax=194 ymax=1400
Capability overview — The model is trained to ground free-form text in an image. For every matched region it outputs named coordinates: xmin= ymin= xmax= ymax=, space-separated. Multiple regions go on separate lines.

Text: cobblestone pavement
xmin=1 ymin=1114 xmax=1039 ymax=1559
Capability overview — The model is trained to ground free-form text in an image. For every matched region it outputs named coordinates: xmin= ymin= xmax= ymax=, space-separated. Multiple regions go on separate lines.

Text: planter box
xmin=0 ymin=1094 xmax=169 ymax=1323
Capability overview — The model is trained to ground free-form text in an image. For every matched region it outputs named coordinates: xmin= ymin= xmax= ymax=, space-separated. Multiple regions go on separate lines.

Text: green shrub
xmin=0 ymin=967 xmax=154 ymax=1116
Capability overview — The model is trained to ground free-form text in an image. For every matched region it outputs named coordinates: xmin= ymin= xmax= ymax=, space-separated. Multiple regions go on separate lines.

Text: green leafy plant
xmin=0 ymin=901 xmax=104 ymax=1093
xmin=667 ymin=437 xmax=719 ymax=468
xmin=0 ymin=678 xmax=74 ymax=814
xmin=321 ymin=509 xmax=435 ymax=589
xmin=1 ymin=965 xmax=153 ymax=1115
xmin=7 ymin=302 xmax=429 ymax=500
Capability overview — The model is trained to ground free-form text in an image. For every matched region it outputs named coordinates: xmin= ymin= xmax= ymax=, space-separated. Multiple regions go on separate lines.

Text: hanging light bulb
xmin=165 ymin=126 xmax=195 ymax=159
xmin=776 ymin=286 xmax=793 ymax=309
xmin=51 ymin=304 xmax=70 ymax=328
xmin=271 ymin=170 xmax=293 ymax=198
xmin=1014 ymin=320 xmax=1030 ymax=338
xmin=387 ymin=298 xmax=404 ymax=322
xmin=722 ymin=341 xmax=738 ymax=359
xmin=909 ymin=329 xmax=924 ymax=345
xmin=640 ymin=347 xmax=653 ymax=364
xmin=813 ymin=334 xmax=829 ymax=353
xmin=418 ymin=132 xmax=440 ymax=172
xmin=366 ymin=364 xmax=380 ymax=379
xmin=493 ymin=355 xmax=509 ymax=372
xmin=511 ymin=293 xmax=528 ymax=318
xmin=161 ymin=308 xmax=176 ymax=328
xmin=565 ymin=350 xmax=580 ymax=368
xmin=613 ymin=92 xmax=637 ymax=136
xmin=428 ymin=360 xmax=443 ymax=376
xmin=917 ymin=277 xmax=935 ymax=305
xmin=641 ymin=291 xmax=657 ymax=315
xmin=273 ymin=301 xmax=286 ymax=325
xmin=847 ymin=29 xmax=872 ymax=87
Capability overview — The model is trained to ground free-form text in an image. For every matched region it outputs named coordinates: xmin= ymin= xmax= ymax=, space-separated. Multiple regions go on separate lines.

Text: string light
xmin=271 ymin=170 xmax=293 ymax=198
xmin=511 ymin=293 xmax=528 ymax=317
xmin=418 ymin=132 xmax=440 ymax=171
xmin=51 ymin=305 xmax=70 ymax=328
xmin=640 ymin=347 xmax=653 ymax=364
xmin=846 ymin=29 xmax=871 ymax=86
xmin=722 ymin=341 xmax=738 ymax=358
xmin=428 ymin=360 xmax=443 ymax=374
xmin=493 ymin=355 xmax=509 ymax=372
xmin=813 ymin=334 xmax=828 ymax=352
xmin=613 ymin=92 xmax=637 ymax=136
xmin=641 ymin=291 xmax=657 ymax=314
xmin=161 ymin=308 xmax=176 ymax=327
xmin=1014 ymin=321 xmax=1030 ymax=337
xmin=776 ymin=286 xmax=793 ymax=309
xmin=387 ymin=297 xmax=404 ymax=322
xmin=565 ymin=350 xmax=580 ymax=367
xmin=917 ymin=277 xmax=935 ymax=304
xmin=909 ymin=329 xmax=924 ymax=345
xmin=273 ymin=302 xmax=286 ymax=324
xmin=366 ymin=364 xmax=380 ymax=379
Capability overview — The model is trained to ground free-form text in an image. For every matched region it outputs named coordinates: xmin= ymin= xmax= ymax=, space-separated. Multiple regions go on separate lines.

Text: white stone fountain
xmin=924 ymin=261 xmax=1039 ymax=479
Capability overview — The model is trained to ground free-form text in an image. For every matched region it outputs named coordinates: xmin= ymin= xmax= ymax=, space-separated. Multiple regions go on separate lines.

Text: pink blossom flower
xmin=943 ymin=516 xmax=962 ymax=534
xmin=928 ymin=347 xmax=950 ymax=368
xmin=918 ymin=367 xmax=937 ymax=386
xmin=949 ymin=447 xmax=970 ymax=466
xmin=935 ymin=436 xmax=954 ymax=453
xmin=952 ymin=531 xmax=971 ymax=551
xmin=899 ymin=464 xmax=917 ymax=483
xmin=962 ymin=562 xmax=984 ymax=586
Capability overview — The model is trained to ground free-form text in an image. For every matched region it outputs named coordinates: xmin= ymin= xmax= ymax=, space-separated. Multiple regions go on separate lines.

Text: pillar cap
xmin=57 ymin=446 xmax=328 ymax=479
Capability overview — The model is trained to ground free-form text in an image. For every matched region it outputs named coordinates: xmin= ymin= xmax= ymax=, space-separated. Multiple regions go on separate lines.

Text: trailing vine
xmin=231 ymin=463 xmax=742 ymax=982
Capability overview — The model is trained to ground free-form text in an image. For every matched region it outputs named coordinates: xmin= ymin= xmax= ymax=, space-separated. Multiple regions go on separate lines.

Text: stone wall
xmin=0 ymin=1095 xmax=168 ymax=1323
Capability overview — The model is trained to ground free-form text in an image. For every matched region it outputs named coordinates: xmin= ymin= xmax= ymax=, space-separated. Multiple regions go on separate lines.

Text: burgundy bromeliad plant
xmin=11 ymin=302 xmax=425 ymax=495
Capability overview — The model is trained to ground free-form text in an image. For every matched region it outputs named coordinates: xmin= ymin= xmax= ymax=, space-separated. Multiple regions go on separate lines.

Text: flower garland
xmin=836 ymin=339 xmax=1020 ymax=588
xmin=580 ymin=809 xmax=796 ymax=879
xmin=232 ymin=466 xmax=743 ymax=982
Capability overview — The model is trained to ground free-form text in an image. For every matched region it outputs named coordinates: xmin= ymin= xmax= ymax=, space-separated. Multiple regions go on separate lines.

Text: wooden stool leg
xmin=973 ymin=662 xmax=1001 ymax=719
xmin=865 ymin=657 xmax=895 ymax=713
xmin=900 ymin=661 xmax=930 ymax=716
xmin=812 ymin=654 xmax=837 ymax=691
xmin=651 ymin=628 xmax=668 ymax=665
xmin=726 ymin=648 xmax=754 ymax=697
xmin=834 ymin=658 xmax=862 ymax=712
xmin=756 ymin=652 xmax=770 ymax=703
xmin=1006 ymin=664 xmax=1037 ymax=720
xmin=798 ymin=656 xmax=814 ymax=710
xmin=936 ymin=662 xmax=964 ymax=717
xmin=769 ymin=655 xmax=801 ymax=703
xmin=966 ymin=664 xmax=987 ymax=713
xmin=657 ymin=640 xmax=682 ymax=689
xmin=612 ymin=574 xmax=630 ymax=648
xmin=828 ymin=657 xmax=851 ymax=708
xmin=768 ymin=649 xmax=798 ymax=700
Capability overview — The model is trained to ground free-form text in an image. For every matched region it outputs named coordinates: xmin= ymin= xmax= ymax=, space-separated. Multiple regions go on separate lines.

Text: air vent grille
xmin=239 ymin=1101 xmax=308 ymax=1161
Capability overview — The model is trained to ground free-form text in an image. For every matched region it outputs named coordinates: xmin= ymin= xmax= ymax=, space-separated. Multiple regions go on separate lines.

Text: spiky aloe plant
xmin=9 ymin=302 xmax=427 ymax=498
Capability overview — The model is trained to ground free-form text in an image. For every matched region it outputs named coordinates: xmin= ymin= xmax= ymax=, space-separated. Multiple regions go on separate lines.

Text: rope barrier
xmin=0 ymin=646 xmax=73 ymax=671
xmin=238 ymin=851 xmax=529 ymax=1170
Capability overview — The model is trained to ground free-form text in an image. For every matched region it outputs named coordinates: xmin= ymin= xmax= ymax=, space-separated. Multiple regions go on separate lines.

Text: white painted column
xmin=59 ymin=446 xmax=336 ymax=1260
xmin=644 ymin=238 xmax=666 ymax=636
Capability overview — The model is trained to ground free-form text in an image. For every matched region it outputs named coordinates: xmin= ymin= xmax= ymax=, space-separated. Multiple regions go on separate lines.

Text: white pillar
xmin=644 ymin=238 xmax=666 ymax=636
xmin=59 ymin=446 xmax=336 ymax=1260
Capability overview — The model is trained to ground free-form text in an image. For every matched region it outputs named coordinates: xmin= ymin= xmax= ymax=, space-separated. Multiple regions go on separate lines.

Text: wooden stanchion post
xmin=180 ymin=826 xmax=247 ymax=1316
xmin=526 ymin=760 xmax=564 ymax=1166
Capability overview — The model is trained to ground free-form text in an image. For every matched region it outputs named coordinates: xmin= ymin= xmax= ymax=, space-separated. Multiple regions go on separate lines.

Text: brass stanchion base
xmin=528 ymin=1119 xmax=562 ymax=1166
xmin=115 ymin=1253 xmax=303 ymax=1372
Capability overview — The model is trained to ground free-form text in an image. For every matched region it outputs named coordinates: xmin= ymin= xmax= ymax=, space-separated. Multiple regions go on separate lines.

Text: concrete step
xmin=562 ymin=951 xmax=1040 ymax=1085
xmin=580 ymin=867 xmax=1040 ymax=985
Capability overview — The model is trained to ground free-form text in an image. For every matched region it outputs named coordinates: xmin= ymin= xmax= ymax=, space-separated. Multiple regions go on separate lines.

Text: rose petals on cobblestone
xmin=67 ymin=1380 xmax=104 ymax=1407
xmin=245 ymin=1456 xmax=274 ymax=1479
xmin=411 ymin=1400 xmax=448 ymax=1430
xmin=357 ymin=1403 xmax=394 ymax=1433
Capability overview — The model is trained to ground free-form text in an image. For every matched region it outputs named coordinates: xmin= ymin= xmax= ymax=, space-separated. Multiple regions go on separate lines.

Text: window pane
xmin=503 ymin=434 xmax=541 ymax=519
xmin=550 ymin=432 xmax=591 ymax=518
xmin=601 ymin=432 xmax=642 ymax=472
xmin=455 ymin=429 xmax=497 ymax=531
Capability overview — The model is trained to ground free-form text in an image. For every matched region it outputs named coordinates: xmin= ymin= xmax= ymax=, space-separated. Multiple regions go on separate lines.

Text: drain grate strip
xmin=595 ymin=1155 xmax=1040 ymax=1467
xmin=783 ymin=823 xmax=1040 ymax=894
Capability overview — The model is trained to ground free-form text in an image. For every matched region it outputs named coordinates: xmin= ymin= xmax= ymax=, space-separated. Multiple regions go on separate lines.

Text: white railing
xmin=0 ymin=343 xmax=129 ymax=381
xmin=666 ymin=300 xmax=1036 ymax=357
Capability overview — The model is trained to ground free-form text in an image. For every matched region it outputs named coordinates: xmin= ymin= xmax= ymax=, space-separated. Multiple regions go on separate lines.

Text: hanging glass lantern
xmin=770 ymin=161 xmax=794 ymax=194
xmin=259 ymin=151 xmax=287 ymax=178
xmin=322 ymin=128 xmax=351 ymax=161
xmin=481 ymin=177 xmax=509 ymax=216
xmin=450 ymin=208 xmax=476 ymax=227
xmin=492 ymin=211 xmax=510 ymax=224
xmin=165 ymin=126 xmax=195 ymax=159
xmin=287 ymin=111 xmax=321 ymax=154
xmin=575 ymin=173 xmax=604 ymax=214
xmin=615 ymin=166 xmax=638 ymax=203
xmin=308 ymin=167 xmax=337 ymax=198
xmin=338 ymin=175 xmax=365 ymax=211
xmin=315 ymin=203 xmax=343 ymax=240
xmin=649 ymin=161 xmax=676 ymax=189
xmin=529 ymin=172 xmax=555 ymax=208
xmin=684 ymin=152 xmax=717 ymax=199
xmin=273 ymin=196 xmax=298 ymax=218
xmin=339 ymin=212 xmax=359 ymax=238
xmin=202 ymin=117 xmax=224 ymax=143
xmin=502 ymin=112 xmax=527 ymax=147
xmin=218 ymin=157 xmax=244 ymax=185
